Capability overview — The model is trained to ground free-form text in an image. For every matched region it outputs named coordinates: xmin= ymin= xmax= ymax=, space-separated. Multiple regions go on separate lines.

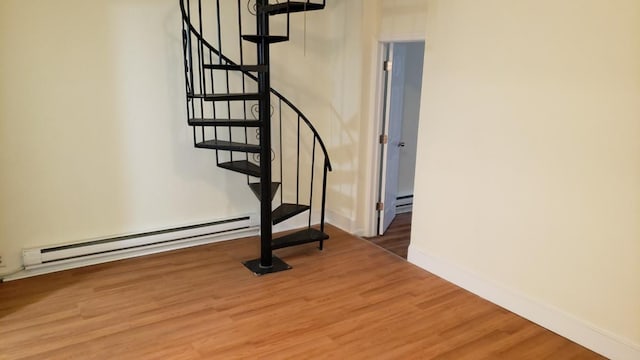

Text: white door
xmin=378 ymin=44 xmax=406 ymax=235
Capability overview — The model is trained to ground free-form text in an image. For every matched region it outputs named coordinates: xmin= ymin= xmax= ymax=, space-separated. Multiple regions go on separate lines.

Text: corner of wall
xmin=407 ymin=245 xmax=640 ymax=360
xmin=326 ymin=210 xmax=357 ymax=234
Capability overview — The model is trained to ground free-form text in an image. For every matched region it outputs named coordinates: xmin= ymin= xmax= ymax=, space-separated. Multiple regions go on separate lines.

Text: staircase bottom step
xmin=272 ymin=228 xmax=329 ymax=250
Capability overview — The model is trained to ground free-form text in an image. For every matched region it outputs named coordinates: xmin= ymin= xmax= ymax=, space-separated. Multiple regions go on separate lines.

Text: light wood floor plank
xmin=0 ymin=225 xmax=602 ymax=359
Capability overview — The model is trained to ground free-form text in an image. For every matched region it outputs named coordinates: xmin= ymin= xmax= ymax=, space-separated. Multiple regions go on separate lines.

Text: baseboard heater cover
xmin=19 ymin=214 xmax=259 ymax=277
xmin=396 ymin=195 xmax=413 ymax=213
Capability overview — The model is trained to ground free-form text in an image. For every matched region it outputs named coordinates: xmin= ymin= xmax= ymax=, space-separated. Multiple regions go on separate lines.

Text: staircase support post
xmin=243 ymin=0 xmax=292 ymax=275
xmin=257 ymin=0 xmax=274 ymax=270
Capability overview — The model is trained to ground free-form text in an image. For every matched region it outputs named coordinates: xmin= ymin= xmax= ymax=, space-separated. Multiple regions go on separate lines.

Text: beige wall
xmin=324 ymin=0 xmax=371 ymax=233
xmin=2 ymin=0 xmax=638 ymax=352
xmin=0 ymin=0 xmax=265 ymax=273
xmin=380 ymin=0 xmax=428 ymax=40
xmin=269 ymin=0 xmax=358 ymax=231
xmin=325 ymin=0 xmax=429 ymax=234
xmin=412 ymin=0 xmax=640 ymax=348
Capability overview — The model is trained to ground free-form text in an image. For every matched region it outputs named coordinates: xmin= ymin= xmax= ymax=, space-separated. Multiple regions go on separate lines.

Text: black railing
xmin=179 ymin=0 xmax=332 ymax=236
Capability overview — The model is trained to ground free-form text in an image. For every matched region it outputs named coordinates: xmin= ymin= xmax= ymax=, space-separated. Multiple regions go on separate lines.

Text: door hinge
xmin=379 ymin=134 xmax=388 ymax=144
xmin=384 ymin=61 xmax=392 ymax=72
xmin=376 ymin=202 xmax=384 ymax=211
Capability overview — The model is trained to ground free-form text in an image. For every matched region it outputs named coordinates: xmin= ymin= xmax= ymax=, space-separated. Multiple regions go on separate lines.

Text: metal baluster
xmin=181 ymin=15 xmax=195 ymax=146
xmin=185 ymin=0 xmax=197 ymax=145
xmin=320 ymin=159 xmax=328 ymax=249
xmin=216 ymin=0 xmax=233 ymax=163
xmin=205 ymin=2 xmax=218 ymax=162
xmin=208 ymin=47 xmax=217 ymax=150
xmin=197 ymin=0 xmax=206 ymax=143
xmin=279 ymin=98 xmax=283 ymax=205
xmin=308 ymin=137 xmax=316 ymax=228
xmin=286 ymin=0 xmax=290 ymax=39
xmin=296 ymin=115 xmax=300 ymax=204
xmin=237 ymin=0 xmax=250 ymax=184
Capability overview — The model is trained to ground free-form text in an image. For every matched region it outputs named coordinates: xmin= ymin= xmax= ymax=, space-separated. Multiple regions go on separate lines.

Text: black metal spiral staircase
xmin=179 ymin=0 xmax=331 ymax=275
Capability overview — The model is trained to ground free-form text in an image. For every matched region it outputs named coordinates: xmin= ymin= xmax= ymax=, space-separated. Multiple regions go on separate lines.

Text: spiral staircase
xmin=179 ymin=0 xmax=331 ymax=275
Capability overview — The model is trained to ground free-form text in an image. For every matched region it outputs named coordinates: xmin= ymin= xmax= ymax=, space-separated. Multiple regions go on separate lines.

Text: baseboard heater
xmin=396 ymin=195 xmax=413 ymax=213
xmin=16 ymin=214 xmax=259 ymax=280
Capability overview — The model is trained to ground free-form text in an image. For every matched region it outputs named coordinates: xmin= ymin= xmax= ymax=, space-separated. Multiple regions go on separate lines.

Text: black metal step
xmin=248 ymin=182 xmax=281 ymax=201
xmin=272 ymin=203 xmax=310 ymax=225
xmin=262 ymin=2 xmax=325 ymax=15
xmin=241 ymin=35 xmax=289 ymax=44
xmin=218 ymin=161 xmax=261 ymax=177
xmin=189 ymin=93 xmax=262 ymax=102
xmin=188 ymin=118 xmax=261 ymax=127
xmin=195 ymin=140 xmax=260 ymax=153
xmin=272 ymin=228 xmax=329 ymax=250
xmin=203 ymin=64 xmax=268 ymax=72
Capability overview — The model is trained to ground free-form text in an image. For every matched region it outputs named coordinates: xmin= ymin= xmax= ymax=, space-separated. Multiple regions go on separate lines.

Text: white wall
xmin=411 ymin=0 xmax=640 ymax=354
xmin=0 ymin=0 xmax=263 ymax=274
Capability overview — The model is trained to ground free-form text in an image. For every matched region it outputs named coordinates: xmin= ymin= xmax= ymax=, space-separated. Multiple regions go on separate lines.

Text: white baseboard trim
xmin=407 ymin=245 xmax=640 ymax=360
xmin=326 ymin=210 xmax=356 ymax=234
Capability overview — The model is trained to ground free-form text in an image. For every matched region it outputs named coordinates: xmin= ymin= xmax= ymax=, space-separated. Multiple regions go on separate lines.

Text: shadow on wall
xmin=324 ymin=100 xmax=361 ymax=230
xmin=323 ymin=0 xmax=365 ymax=231
xmin=257 ymin=0 xmax=363 ymax=231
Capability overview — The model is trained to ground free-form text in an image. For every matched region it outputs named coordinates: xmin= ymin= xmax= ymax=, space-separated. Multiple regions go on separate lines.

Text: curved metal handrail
xmin=179 ymin=0 xmax=332 ymax=171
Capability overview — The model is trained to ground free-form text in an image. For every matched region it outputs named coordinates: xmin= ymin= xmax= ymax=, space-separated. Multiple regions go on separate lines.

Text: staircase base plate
xmin=243 ymin=256 xmax=292 ymax=276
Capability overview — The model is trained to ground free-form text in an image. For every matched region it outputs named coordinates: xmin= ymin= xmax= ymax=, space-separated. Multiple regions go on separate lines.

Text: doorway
xmin=375 ymin=41 xmax=424 ymax=240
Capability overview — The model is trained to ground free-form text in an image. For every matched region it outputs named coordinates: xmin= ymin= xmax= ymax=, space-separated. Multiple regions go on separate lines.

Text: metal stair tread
xmin=262 ymin=2 xmax=325 ymax=15
xmin=189 ymin=93 xmax=262 ymax=101
xmin=195 ymin=140 xmax=261 ymax=153
xmin=272 ymin=203 xmax=310 ymax=225
xmin=271 ymin=228 xmax=329 ymax=250
xmin=248 ymin=182 xmax=281 ymax=201
xmin=218 ymin=161 xmax=261 ymax=177
xmin=189 ymin=118 xmax=261 ymax=127
xmin=241 ymin=35 xmax=289 ymax=44
xmin=203 ymin=64 xmax=268 ymax=72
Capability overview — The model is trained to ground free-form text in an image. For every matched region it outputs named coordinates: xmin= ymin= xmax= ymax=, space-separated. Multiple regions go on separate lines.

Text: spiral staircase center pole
xmin=257 ymin=0 xmax=274 ymax=269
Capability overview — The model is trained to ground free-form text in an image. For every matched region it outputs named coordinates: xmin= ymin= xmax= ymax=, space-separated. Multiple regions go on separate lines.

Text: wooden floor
xmin=366 ymin=212 xmax=412 ymax=258
xmin=0 ymin=225 xmax=602 ymax=359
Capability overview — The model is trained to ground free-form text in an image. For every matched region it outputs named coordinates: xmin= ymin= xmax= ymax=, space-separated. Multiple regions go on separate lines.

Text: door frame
xmin=366 ymin=36 xmax=426 ymax=237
